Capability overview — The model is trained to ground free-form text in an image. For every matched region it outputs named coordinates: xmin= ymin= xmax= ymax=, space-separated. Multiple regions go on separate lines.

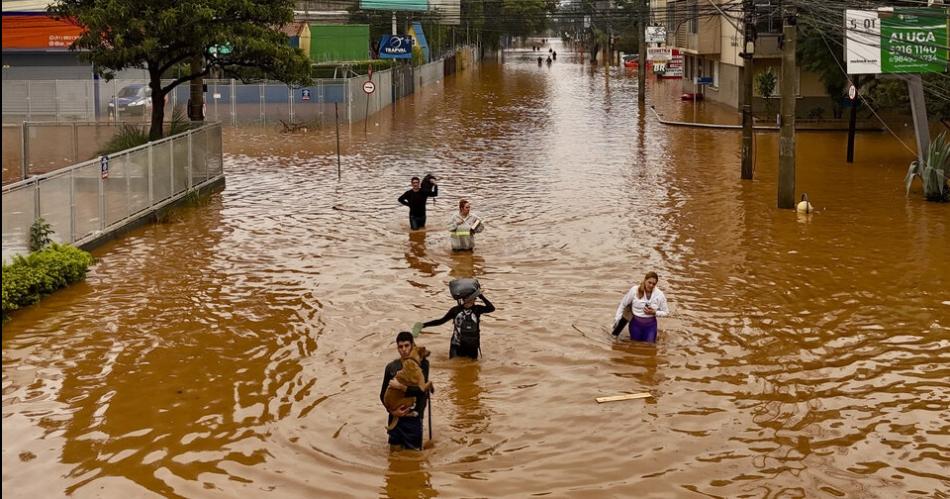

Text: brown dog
xmin=383 ymin=345 xmax=431 ymax=430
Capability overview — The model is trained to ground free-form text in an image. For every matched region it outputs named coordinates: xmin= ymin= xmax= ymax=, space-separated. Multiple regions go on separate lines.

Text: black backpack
xmin=455 ymin=309 xmax=480 ymax=351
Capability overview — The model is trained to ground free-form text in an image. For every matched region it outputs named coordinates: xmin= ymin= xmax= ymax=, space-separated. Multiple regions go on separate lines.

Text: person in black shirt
xmin=421 ymin=293 xmax=496 ymax=359
xmin=398 ymin=176 xmax=438 ymax=230
xmin=380 ymin=331 xmax=431 ymax=450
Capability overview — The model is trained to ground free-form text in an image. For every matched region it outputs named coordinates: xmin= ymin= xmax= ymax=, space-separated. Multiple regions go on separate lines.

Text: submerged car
xmin=622 ymin=54 xmax=639 ymax=68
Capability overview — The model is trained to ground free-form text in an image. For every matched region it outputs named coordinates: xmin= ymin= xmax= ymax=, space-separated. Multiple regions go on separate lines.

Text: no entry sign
xmin=363 ymin=80 xmax=376 ymax=94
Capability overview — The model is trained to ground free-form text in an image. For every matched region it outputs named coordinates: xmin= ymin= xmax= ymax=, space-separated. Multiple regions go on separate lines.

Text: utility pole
xmin=777 ymin=2 xmax=797 ymax=209
xmin=638 ymin=0 xmax=647 ymax=104
xmin=741 ymin=0 xmax=755 ymax=179
xmin=392 ymin=12 xmax=397 ymax=36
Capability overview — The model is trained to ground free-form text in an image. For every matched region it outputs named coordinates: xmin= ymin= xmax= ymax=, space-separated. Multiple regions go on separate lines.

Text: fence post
xmin=187 ymin=131 xmax=193 ymax=190
xmin=69 ymin=169 xmax=75 ymax=243
xmin=33 ymin=177 xmax=41 ymax=232
xmin=148 ymin=142 xmax=154 ymax=206
xmin=288 ymin=85 xmax=294 ymax=123
xmin=169 ymin=137 xmax=175 ymax=195
xmin=98 ymin=161 xmax=105 ymax=231
xmin=20 ymin=122 xmax=28 ymax=180
xmin=72 ymin=122 xmax=80 ymax=163
xmin=125 ymin=154 xmax=131 ymax=216
xmin=27 ymin=80 xmax=33 ymax=121
xmin=259 ymin=81 xmax=265 ymax=125
xmin=55 ymin=81 xmax=62 ymax=121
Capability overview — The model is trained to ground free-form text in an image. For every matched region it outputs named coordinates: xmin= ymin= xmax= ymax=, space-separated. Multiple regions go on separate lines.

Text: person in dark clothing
xmin=421 ymin=293 xmax=496 ymax=359
xmin=380 ymin=331 xmax=432 ymax=450
xmin=398 ymin=176 xmax=438 ymax=230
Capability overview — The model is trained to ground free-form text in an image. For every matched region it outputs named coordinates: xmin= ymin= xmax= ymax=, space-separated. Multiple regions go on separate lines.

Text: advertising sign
xmin=360 ymin=0 xmax=428 ymax=11
xmin=378 ymin=35 xmax=414 ymax=59
xmin=647 ymin=47 xmax=673 ymax=61
xmin=846 ymin=8 xmax=948 ymax=74
xmin=662 ymin=51 xmax=684 ymax=78
xmin=645 ymin=26 xmax=668 ymax=44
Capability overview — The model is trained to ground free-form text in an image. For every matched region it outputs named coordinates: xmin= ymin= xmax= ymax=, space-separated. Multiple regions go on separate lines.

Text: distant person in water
xmin=612 ymin=271 xmax=670 ymax=343
xmin=553 ymin=51 xmax=557 ymax=60
xmin=546 ymin=56 xmax=552 ymax=65
xmin=398 ymin=176 xmax=438 ymax=230
xmin=538 ymin=56 xmax=543 ymax=66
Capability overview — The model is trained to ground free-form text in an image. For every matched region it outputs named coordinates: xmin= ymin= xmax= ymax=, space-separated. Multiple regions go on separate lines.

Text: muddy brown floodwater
xmin=3 ymin=43 xmax=949 ymax=498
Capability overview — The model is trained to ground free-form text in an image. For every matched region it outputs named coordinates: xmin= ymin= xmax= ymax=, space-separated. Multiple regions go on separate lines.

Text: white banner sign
xmin=645 ymin=26 xmax=667 ymax=44
xmin=648 ymin=47 xmax=672 ymax=61
xmin=846 ymin=10 xmax=883 ymax=74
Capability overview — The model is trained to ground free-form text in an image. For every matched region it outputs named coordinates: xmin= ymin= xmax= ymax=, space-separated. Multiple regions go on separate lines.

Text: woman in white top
xmin=448 ymin=199 xmax=483 ymax=251
xmin=612 ymin=271 xmax=669 ymax=342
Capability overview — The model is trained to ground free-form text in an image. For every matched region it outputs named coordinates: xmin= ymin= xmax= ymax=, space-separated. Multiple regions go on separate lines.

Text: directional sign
xmin=362 ymin=80 xmax=376 ymax=94
xmin=301 ymin=89 xmax=312 ymax=101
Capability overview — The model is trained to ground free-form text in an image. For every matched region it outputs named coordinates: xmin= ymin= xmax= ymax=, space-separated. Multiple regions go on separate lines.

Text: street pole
xmin=741 ymin=0 xmax=755 ymax=179
xmin=778 ymin=3 xmax=797 ymax=209
xmin=392 ymin=12 xmax=397 ymax=36
xmin=638 ymin=0 xmax=647 ymax=104
xmin=846 ymin=75 xmax=859 ymax=163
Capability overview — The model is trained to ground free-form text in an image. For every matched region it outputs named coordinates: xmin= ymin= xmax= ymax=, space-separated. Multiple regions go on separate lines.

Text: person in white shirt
xmin=612 ymin=271 xmax=669 ymax=342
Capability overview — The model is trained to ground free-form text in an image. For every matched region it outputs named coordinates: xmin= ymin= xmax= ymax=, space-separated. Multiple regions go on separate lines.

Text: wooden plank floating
xmin=595 ymin=392 xmax=652 ymax=403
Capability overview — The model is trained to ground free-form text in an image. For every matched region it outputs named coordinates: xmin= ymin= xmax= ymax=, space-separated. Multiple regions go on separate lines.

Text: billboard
xmin=309 ymin=24 xmax=370 ymax=63
xmin=2 ymin=14 xmax=83 ymax=50
xmin=360 ymin=0 xmax=428 ymax=11
xmin=430 ymin=0 xmax=460 ymax=25
xmin=846 ymin=8 xmax=949 ymax=74
xmin=378 ymin=35 xmax=414 ymax=59
xmin=645 ymin=26 xmax=667 ymax=44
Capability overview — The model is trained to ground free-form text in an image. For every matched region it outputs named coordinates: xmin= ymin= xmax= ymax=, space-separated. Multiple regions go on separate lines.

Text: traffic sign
xmin=301 ymin=89 xmax=311 ymax=101
xmin=848 ymin=84 xmax=857 ymax=100
xmin=362 ymin=80 xmax=376 ymax=94
xmin=100 ymin=155 xmax=109 ymax=179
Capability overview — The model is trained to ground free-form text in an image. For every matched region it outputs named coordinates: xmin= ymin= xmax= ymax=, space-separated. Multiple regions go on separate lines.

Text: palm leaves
xmin=905 ymin=131 xmax=950 ymax=202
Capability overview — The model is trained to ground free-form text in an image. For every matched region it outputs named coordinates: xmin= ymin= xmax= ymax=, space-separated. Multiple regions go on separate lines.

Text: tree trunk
xmin=149 ymin=72 xmax=165 ymax=141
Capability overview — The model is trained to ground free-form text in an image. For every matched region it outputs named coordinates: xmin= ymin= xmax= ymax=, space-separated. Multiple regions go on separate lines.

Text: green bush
xmin=905 ymin=131 xmax=950 ymax=202
xmin=97 ymin=124 xmax=149 ymax=156
xmin=2 ymin=244 xmax=94 ymax=319
xmin=30 ymin=217 xmax=54 ymax=252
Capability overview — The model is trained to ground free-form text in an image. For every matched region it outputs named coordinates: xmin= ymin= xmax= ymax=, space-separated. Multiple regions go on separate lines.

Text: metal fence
xmin=1 ymin=45 xmax=480 ymax=126
xmin=1 ymin=122 xmax=223 ymax=262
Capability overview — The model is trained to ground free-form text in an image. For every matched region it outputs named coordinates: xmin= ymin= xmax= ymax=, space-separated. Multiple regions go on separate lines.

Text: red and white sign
xmin=362 ymin=80 xmax=376 ymax=94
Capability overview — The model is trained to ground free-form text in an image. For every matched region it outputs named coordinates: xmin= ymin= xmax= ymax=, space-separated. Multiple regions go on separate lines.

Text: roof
xmin=280 ymin=22 xmax=309 ymax=38
xmin=2 ymin=1 xmax=55 ymax=13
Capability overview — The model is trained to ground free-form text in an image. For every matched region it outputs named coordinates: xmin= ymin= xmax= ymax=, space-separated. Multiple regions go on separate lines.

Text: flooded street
xmin=3 ymin=44 xmax=949 ymax=498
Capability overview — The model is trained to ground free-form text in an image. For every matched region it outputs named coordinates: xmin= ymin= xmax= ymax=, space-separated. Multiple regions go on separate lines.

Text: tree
xmin=755 ymin=68 xmax=777 ymax=116
xmin=797 ymin=25 xmax=848 ymax=118
xmin=49 ymin=0 xmax=312 ymax=140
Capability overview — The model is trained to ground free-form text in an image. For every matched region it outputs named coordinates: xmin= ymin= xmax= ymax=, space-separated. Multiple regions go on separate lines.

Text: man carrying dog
xmin=380 ymin=331 xmax=432 ymax=450
xmin=398 ymin=176 xmax=438 ymax=230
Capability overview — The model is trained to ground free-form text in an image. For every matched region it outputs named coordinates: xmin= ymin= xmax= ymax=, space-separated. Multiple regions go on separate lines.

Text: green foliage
xmin=797 ymin=24 xmax=848 ymax=118
xmin=29 ymin=218 xmax=54 ymax=253
xmin=756 ymin=69 xmax=778 ymax=115
xmin=412 ymin=45 xmax=425 ymax=67
xmin=311 ymin=60 xmax=398 ymax=79
xmin=2 ymin=244 xmax=93 ymax=319
xmin=865 ymin=74 xmax=950 ymax=120
xmin=167 ymin=106 xmax=192 ymax=136
xmin=97 ymin=124 xmax=149 ymax=157
xmin=49 ymin=0 xmax=313 ymax=141
xmin=905 ymin=131 xmax=950 ymax=202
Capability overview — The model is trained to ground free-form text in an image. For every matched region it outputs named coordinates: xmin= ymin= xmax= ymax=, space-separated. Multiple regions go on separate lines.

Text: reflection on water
xmin=3 ymin=41 xmax=948 ymax=498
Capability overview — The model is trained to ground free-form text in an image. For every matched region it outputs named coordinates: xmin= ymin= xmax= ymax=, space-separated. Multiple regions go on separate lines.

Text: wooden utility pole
xmin=638 ymin=0 xmax=647 ymax=104
xmin=741 ymin=0 xmax=755 ymax=179
xmin=777 ymin=3 xmax=797 ymax=209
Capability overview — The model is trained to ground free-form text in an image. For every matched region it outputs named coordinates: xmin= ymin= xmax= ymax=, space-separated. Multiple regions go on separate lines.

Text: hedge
xmin=2 ymin=244 xmax=94 ymax=319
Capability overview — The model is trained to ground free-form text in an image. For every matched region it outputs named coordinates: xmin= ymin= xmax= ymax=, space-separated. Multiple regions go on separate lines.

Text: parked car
xmin=622 ymin=54 xmax=639 ymax=68
xmin=108 ymin=84 xmax=151 ymax=119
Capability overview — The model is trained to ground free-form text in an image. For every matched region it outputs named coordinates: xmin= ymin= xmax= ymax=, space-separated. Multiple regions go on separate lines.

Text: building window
xmin=690 ymin=1 xmax=699 ymax=34
xmin=754 ymin=0 xmax=782 ymax=34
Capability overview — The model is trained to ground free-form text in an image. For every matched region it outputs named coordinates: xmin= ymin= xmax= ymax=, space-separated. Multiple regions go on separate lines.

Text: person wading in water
xmin=612 ymin=271 xmax=669 ymax=342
